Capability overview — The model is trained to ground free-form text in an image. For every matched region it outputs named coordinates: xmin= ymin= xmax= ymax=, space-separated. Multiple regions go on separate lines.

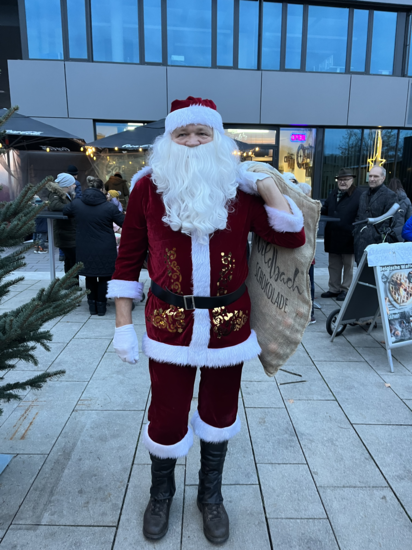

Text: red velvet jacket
xmin=109 ymin=172 xmax=305 ymax=368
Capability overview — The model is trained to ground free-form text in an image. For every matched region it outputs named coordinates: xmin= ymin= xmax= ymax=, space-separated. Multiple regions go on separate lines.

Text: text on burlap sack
xmin=254 ymin=237 xmax=303 ymax=313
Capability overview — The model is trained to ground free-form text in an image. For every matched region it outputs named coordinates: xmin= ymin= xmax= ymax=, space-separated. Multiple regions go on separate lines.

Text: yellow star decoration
xmin=367 ymin=152 xmax=386 ymax=170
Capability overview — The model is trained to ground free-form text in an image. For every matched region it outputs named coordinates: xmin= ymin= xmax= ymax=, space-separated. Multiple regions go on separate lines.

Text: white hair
xmin=149 ymin=131 xmax=239 ymax=243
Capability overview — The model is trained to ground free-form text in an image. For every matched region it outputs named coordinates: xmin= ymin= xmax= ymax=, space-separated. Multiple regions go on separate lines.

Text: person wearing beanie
xmin=67 ymin=165 xmax=82 ymax=199
xmin=104 ymin=172 xmax=130 ymax=209
xmin=108 ymin=96 xmax=305 ymax=543
xmin=107 ymin=189 xmax=123 ymax=212
xmin=46 ymin=173 xmax=78 ymax=278
xmin=63 ymin=176 xmax=125 ymax=316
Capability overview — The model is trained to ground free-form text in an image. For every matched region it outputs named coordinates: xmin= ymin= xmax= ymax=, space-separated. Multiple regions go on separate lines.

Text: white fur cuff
xmin=191 ymin=410 xmax=241 ymax=442
xmin=265 ymin=195 xmax=304 ymax=233
xmin=143 ymin=423 xmax=194 ymax=458
xmin=236 ymin=161 xmax=268 ymax=195
xmin=106 ymin=279 xmax=144 ymax=300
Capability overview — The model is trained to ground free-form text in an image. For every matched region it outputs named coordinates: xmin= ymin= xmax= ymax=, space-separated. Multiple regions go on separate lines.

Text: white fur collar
xmin=130 ymin=166 xmax=153 ymax=192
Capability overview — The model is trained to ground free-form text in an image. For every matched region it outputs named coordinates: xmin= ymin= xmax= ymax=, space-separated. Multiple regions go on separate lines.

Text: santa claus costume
xmin=108 ymin=97 xmax=305 ymax=544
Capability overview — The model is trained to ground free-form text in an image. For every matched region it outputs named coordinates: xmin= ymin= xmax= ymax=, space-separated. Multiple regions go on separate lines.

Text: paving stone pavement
xmin=1 ymin=248 xmax=412 ymax=549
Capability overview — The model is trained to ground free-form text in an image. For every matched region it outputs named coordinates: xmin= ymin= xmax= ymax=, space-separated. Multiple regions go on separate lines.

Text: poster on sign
xmin=378 ymin=264 xmax=412 ymax=345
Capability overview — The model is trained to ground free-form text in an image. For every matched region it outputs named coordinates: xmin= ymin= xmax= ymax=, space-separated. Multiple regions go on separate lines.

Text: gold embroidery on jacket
xmin=164 ymin=247 xmax=182 ymax=294
xmin=212 ymin=307 xmax=248 ymax=339
xmin=147 ymin=307 xmax=186 ymax=333
xmin=216 ymin=252 xmax=235 ymax=296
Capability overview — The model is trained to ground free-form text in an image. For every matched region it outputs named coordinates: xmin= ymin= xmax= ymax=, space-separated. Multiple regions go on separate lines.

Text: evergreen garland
xmin=0 ymin=106 xmax=87 ymax=415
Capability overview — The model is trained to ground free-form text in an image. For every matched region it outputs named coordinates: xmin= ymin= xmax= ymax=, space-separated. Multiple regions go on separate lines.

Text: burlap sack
xmin=245 ymin=163 xmax=321 ymax=376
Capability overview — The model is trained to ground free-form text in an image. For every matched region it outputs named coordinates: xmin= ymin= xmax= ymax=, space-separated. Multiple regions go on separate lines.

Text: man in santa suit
xmin=107 ymin=97 xmax=305 ymax=544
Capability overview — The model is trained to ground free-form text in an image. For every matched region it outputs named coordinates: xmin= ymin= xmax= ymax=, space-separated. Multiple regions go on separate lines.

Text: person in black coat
xmin=353 ymin=166 xmax=403 ymax=265
xmin=63 ymin=176 xmax=125 ymax=316
xmin=321 ymin=168 xmax=363 ymax=301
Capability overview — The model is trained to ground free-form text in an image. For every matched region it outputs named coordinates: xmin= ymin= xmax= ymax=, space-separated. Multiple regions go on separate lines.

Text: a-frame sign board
xmin=331 ymin=243 xmax=412 ymax=372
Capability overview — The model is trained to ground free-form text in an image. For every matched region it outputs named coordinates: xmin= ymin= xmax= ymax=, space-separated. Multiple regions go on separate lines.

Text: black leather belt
xmin=150 ymin=280 xmax=246 ymax=310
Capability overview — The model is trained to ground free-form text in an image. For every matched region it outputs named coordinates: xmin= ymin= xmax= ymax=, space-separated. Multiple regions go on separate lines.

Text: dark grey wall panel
xmin=8 ymin=60 xmax=68 ymax=117
xmin=65 ymin=63 xmax=167 ymax=121
xmin=261 ymin=72 xmax=350 ymax=126
xmin=167 ymin=68 xmax=261 ymax=123
xmin=33 ymin=118 xmax=94 ymax=143
xmin=348 ymin=76 xmax=408 ymax=127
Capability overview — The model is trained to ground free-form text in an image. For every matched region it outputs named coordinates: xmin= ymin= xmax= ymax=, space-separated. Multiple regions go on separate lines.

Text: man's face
xmin=171 ymin=124 xmax=213 ymax=147
xmin=337 ymin=176 xmax=353 ymax=191
xmin=368 ymin=167 xmax=385 ymax=188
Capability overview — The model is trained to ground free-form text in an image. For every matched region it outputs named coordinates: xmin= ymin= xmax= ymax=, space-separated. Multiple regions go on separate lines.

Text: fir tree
xmin=0 ymin=106 xmax=87 ymax=416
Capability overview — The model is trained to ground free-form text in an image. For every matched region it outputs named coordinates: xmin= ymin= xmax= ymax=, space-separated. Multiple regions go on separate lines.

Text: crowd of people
xmin=34 ymin=168 xmax=128 ymax=315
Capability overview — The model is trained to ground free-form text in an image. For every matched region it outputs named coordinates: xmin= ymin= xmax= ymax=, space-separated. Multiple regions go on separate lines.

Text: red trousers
xmin=147 ymin=359 xmax=243 ymax=447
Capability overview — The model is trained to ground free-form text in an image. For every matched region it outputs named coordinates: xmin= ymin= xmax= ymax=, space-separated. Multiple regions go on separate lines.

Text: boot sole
xmin=142 ymin=526 xmax=168 ymax=541
xmin=197 ymin=500 xmax=229 ymax=545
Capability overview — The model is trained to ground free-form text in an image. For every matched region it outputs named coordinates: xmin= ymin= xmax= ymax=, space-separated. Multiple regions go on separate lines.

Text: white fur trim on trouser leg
xmin=143 ymin=423 xmax=194 ymax=459
xmin=191 ymin=410 xmax=241 ymax=442
xmin=106 ymin=279 xmax=144 ymax=299
xmin=264 ymin=196 xmax=304 ymax=233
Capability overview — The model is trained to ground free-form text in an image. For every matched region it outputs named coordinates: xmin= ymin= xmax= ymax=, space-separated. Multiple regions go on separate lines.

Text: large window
xmin=261 ymin=2 xmax=282 ymax=71
xmin=67 ymin=0 xmax=88 ymax=59
xmin=25 ymin=0 xmax=63 ymax=59
xmin=306 ymin=6 xmax=349 ymax=73
xmin=360 ymin=129 xmax=397 ymax=185
xmin=144 ymin=0 xmax=162 ymax=63
xmin=279 ymin=128 xmax=316 ymax=189
xmin=238 ymin=0 xmax=259 ymax=69
xmin=225 ymin=127 xmax=277 ymax=166
xmin=322 ymin=129 xmax=362 ymax=198
xmin=91 ymin=0 xmax=139 ymax=63
xmin=350 ymin=10 xmax=368 ymax=72
xmin=167 ymin=0 xmax=212 ymax=67
xmin=23 ymin=1 xmax=405 ymax=77
xmin=95 ymin=121 xmax=144 ymax=140
xmin=285 ymin=4 xmax=303 ymax=70
xmin=396 ymin=131 xmax=412 ymax=194
xmin=217 ymin=0 xmax=234 ymax=67
xmin=370 ymin=11 xmax=397 ymax=75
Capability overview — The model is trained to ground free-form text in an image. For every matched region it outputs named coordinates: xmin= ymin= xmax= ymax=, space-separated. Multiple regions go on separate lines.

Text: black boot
xmin=88 ymin=300 xmax=97 ymax=315
xmin=143 ymin=454 xmax=177 ymax=541
xmin=96 ymin=301 xmax=106 ymax=316
xmin=197 ymin=440 xmax=230 ymax=544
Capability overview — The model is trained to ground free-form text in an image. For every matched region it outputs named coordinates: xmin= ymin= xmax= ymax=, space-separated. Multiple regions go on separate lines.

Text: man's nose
xmin=186 ymin=135 xmax=201 ymax=147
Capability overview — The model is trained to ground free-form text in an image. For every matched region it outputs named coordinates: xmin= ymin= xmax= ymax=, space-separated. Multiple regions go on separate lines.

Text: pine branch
xmin=0 ymin=370 xmax=66 ymax=410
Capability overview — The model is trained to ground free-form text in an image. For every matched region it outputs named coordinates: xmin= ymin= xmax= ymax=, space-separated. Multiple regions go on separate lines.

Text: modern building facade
xmin=2 ymin=0 xmax=412 ymax=199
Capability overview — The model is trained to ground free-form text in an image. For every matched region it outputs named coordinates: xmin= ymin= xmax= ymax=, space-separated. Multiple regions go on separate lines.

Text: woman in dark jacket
xmin=321 ymin=168 xmax=363 ymax=301
xmin=63 ymin=177 xmax=125 ymax=316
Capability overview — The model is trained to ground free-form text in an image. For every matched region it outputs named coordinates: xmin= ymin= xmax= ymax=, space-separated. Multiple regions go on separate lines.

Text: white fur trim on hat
xmin=165 ymin=104 xmax=224 ymax=135
xmin=130 ymin=166 xmax=153 ymax=192
xmin=106 ymin=279 xmax=144 ymax=300
xmin=143 ymin=423 xmax=194 ymax=458
xmin=191 ymin=410 xmax=241 ymax=442
xmin=264 ymin=196 xmax=304 ymax=233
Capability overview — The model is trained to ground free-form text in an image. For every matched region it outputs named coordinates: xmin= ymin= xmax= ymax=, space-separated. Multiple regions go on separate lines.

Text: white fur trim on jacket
xmin=165 ymin=105 xmax=224 ymax=135
xmin=236 ymin=161 xmax=270 ymax=195
xmin=142 ymin=329 xmax=261 ymax=368
xmin=143 ymin=423 xmax=194 ymax=459
xmin=130 ymin=166 xmax=153 ymax=192
xmin=187 ymin=236 xmax=212 ymax=364
xmin=106 ymin=279 xmax=144 ymax=300
xmin=191 ymin=410 xmax=241 ymax=442
xmin=264 ymin=195 xmax=304 ymax=233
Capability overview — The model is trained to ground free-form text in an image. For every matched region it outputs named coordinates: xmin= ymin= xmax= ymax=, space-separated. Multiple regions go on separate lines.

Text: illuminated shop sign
xmin=290 ymin=134 xmax=306 ymax=142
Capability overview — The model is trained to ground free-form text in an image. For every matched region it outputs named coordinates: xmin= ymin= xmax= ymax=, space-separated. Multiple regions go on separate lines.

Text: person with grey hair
xmin=47 ymin=173 xmax=78 ymax=277
xmin=353 ymin=165 xmax=402 ymax=264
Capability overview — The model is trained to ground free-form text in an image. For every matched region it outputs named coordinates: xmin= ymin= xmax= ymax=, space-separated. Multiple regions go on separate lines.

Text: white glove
xmin=113 ymin=324 xmax=139 ymax=364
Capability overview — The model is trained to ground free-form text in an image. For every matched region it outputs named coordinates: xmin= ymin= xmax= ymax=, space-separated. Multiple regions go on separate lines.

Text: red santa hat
xmin=165 ymin=96 xmax=225 ymax=135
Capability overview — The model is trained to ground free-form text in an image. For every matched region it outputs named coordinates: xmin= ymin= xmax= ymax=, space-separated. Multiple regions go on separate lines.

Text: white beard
xmin=149 ymin=132 xmax=239 ymax=244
